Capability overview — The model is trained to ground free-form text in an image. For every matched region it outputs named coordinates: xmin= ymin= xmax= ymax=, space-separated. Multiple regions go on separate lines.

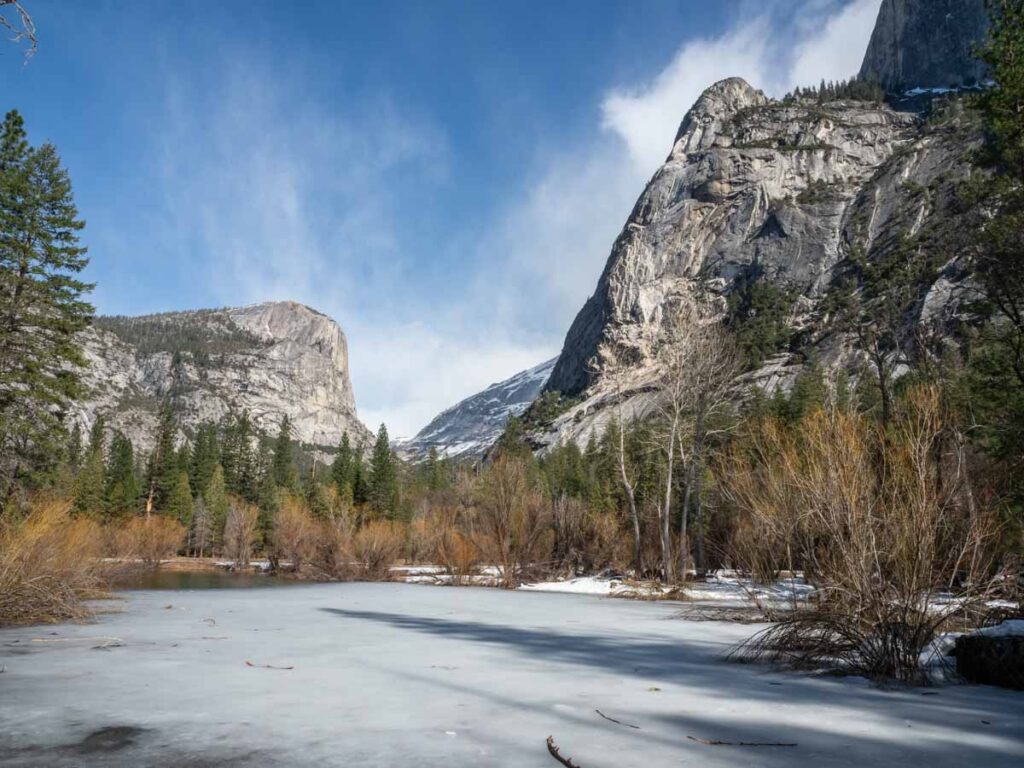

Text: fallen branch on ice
xmin=245 ymin=660 xmax=294 ymax=670
xmin=546 ymin=736 xmax=582 ymax=767
xmin=595 ymin=709 xmax=640 ymax=729
xmin=688 ymin=735 xmax=797 ymax=747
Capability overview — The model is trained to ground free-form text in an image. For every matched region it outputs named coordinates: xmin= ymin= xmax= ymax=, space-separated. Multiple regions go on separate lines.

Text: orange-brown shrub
xmin=0 ymin=499 xmax=107 ymax=626
xmin=273 ymin=496 xmax=320 ymax=571
xmin=109 ymin=515 xmax=186 ymax=565
xmin=222 ymin=500 xmax=260 ymax=567
xmin=353 ymin=520 xmax=406 ymax=578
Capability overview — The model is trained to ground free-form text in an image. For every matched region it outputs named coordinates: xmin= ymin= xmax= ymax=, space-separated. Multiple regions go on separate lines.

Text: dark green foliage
xmin=104 ymin=431 xmax=139 ymax=518
xmin=419 ymin=447 xmax=449 ymax=492
xmin=521 ymin=391 xmax=579 ymax=430
xmin=203 ymin=464 xmax=229 ymax=544
xmin=725 ymin=268 xmax=796 ymax=369
xmin=0 ymin=110 xmax=93 ymax=507
xmin=271 ymin=416 xmax=298 ymax=491
xmin=220 ymin=412 xmax=259 ymax=501
xmin=782 ymin=77 xmax=885 ymax=104
xmin=166 ymin=471 xmax=193 ymax=527
xmin=330 ymin=432 xmax=355 ymax=500
xmin=72 ymin=418 xmax=106 ymax=518
xmin=146 ymin=403 xmax=179 ymax=513
xmin=369 ymin=423 xmax=399 ymax=518
xmin=188 ymin=423 xmax=219 ymax=500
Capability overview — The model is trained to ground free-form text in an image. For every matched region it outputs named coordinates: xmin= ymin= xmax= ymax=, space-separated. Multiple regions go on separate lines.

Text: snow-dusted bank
xmin=1 ymin=583 xmax=1022 ymax=767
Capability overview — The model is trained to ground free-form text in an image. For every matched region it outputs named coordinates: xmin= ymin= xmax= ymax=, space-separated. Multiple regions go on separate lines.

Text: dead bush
xmin=110 ymin=515 xmax=186 ymax=566
xmin=313 ymin=517 xmax=357 ymax=580
xmin=222 ymin=500 xmax=259 ymax=567
xmin=353 ymin=520 xmax=406 ymax=578
xmin=724 ymin=387 xmax=1002 ymax=682
xmin=0 ymin=499 xmax=107 ymax=626
xmin=273 ymin=496 xmax=320 ymax=572
xmin=475 ymin=456 xmax=553 ymax=588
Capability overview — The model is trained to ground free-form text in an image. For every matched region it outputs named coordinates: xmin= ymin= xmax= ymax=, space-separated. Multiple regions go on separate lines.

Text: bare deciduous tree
xmin=0 ymin=1 xmax=35 ymax=60
xmin=474 ymin=455 xmax=551 ymax=588
xmin=223 ymin=500 xmax=259 ymax=568
xmin=654 ymin=317 xmax=740 ymax=580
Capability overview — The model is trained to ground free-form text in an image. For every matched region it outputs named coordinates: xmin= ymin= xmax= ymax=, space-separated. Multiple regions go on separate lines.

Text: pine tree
xmin=271 ymin=416 xmax=298 ymax=490
xmin=368 ymin=423 xmax=398 ymax=517
xmin=166 ymin=470 xmax=193 ymax=527
xmin=72 ymin=418 xmax=105 ymax=518
xmin=188 ymin=422 xmax=219 ymax=498
xmin=146 ymin=403 xmax=179 ymax=514
xmin=203 ymin=464 xmax=229 ymax=549
xmin=0 ymin=110 xmax=93 ymax=507
xmin=331 ymin=432 xmax=354 ymax=497
xmin=256 ymin=470 xmax=279 ymax=545
xmin=66 ymin=423 xmax=83 ymax=473
xmin=104 ymin=430 xmax=139 ymax=518
xmin=220 ymin=412 xmax=258 ymax=500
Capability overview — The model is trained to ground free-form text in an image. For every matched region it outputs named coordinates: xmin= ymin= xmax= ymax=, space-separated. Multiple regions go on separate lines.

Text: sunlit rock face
xmin=73 ymin=301 xmax=373 ymax=450
xmin=859 ymin=0 xmax=990 ymax=94
xmin=540 ymin=73 xmax=981 ymax=450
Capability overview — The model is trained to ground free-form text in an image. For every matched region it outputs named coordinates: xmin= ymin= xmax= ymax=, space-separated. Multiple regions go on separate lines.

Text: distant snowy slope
xmin=403 ymin=358 xmax=557 ymax=459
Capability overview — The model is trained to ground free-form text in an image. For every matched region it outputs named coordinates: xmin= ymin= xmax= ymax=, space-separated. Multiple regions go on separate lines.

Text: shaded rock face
xmin=859 ymin=0 xmax=990 ymax=93
xmin=403 ymin=358 xmax=557 ymax=460
xmin=74 ymin=301 xmax=373 ymax=451
xmin=542 ymin=75 xmax=981 ymax=450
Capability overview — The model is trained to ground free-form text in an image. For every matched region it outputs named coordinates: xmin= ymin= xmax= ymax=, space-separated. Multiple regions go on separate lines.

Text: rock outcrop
xmin=403 ymin=358 xmax=557 ymax=460
xmin=74 ymin=301 xmax=373 ymax=451
xmin=540 ymin=78 xmax=981 ymax=449
xmin=859 ymin=0 xmax=990 ymax=94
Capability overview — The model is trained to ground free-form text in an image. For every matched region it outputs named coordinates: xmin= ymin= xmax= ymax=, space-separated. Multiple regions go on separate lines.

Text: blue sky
xmin=2 ymin=0 xmax=881 ymax=435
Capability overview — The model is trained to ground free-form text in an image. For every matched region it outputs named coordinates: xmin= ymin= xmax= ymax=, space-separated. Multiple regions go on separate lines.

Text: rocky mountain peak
xmin=859 ymin=0 xmax=990 ymax=94
xmin=670 ymin=78 xmax=769 ymax=157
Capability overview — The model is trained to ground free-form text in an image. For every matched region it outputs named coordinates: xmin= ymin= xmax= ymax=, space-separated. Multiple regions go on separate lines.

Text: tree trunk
xmin=692 ymin=406 xmax=707 ymax=574
xmin=679 ymin=465 xmax=692 ymax=580
xmin=660 ymin=415 xmax=678 ymax=583
xmin=618 ymin=416 xmax=643 ymax=577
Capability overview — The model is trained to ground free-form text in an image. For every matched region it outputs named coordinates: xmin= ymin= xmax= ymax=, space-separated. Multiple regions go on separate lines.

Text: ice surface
xmin=1 ymin=583 xmax=1022 ymax=767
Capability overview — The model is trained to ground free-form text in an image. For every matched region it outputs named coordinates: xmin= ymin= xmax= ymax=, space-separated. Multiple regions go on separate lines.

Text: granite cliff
xmin=74 ymin=301 xmax=373 ymax=451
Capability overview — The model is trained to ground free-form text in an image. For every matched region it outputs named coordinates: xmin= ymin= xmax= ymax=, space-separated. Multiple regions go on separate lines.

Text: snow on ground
xmin=1 ymin=583 xmax=1023 ymax=767
xmin=518 ymin=570 xmax=813 ymax=604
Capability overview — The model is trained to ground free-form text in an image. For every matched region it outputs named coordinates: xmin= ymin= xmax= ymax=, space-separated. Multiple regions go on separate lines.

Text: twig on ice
xmin=595 ymin=709 xmax=640 ymax=729
xmin=687 ymin=735 xmax=797 ymax=747
xmin=546 ymin=736 xmax=582 ymax=767
xmin=245 ymin=660 xmax=294 ymax=670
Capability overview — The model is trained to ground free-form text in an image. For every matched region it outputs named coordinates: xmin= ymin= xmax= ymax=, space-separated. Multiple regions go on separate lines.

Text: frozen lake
xmin=1 ymin=582 xmax=1022 ymax=767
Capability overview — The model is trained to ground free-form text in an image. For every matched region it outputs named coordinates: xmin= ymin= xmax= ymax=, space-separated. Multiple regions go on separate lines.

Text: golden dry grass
xmin=0 ymin=499 xmax=108 ymax=626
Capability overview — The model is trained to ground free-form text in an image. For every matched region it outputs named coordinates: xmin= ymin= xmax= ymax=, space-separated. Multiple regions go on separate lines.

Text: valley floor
xmin=0 ymin=583 xmax=1022 ymax=767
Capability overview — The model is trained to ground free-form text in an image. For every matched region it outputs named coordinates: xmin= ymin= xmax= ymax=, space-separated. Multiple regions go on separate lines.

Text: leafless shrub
xmin=312 ymin=516 xmax=357 ymax=580
xmin=110 ymin=515 xmax=186 ymax=566
xmin=272 ymin=496 xmax=319 ymax=572
xmin=475 ymin=455 xmax=553 ymax=588
xmin=0 ymin=499 xmax=106 ymax=626
xmin=222 ymin=500 xmax=259 ymax=568
xmin=725 ymin=387 xmax=1003 ymax=682
xmin=353 ymin=520 xmax=405 ymax=578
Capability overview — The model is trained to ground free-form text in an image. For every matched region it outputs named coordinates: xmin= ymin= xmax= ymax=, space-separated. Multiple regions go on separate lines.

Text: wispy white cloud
xmin=471 ymin=0 xmax=879 ymax=390
xmin=142 ymin=1 xmax=879 ymax=437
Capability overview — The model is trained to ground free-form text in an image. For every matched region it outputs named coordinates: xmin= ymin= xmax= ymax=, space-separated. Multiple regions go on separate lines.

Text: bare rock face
xmin=403 ymin=357 xmax=557 ymax=460
xmin=73 ymin=301 xmax=373 ymax=451
xmin=859 ymin=0 xmax=990 ymax=94
xmin=541 ymin=76 xmax=981 ymax=450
